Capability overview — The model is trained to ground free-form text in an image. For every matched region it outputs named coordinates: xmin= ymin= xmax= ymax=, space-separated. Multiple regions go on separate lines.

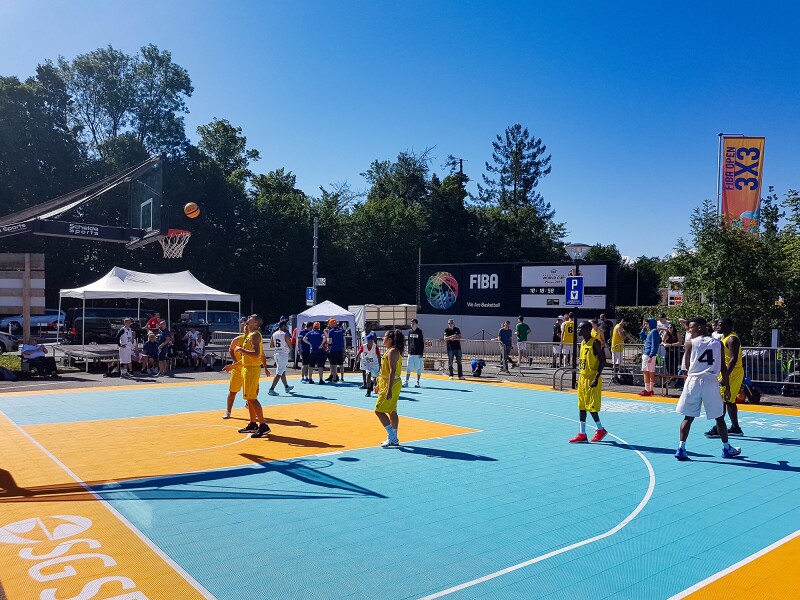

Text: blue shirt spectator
xmin=643 ymin=318 xmax=661 ymax=357
xmin=498 ymin=327 xmax=513 ymax=347
xmin=328 ymin=326 xmax=345 ymax=352
xmin=305 ymin=329 xmax=325 ymax=354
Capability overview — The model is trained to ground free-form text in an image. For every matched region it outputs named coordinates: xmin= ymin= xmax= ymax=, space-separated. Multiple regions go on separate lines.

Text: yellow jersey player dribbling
xmin=234 ymin=315 xmax=272 ymax=438
xmin=569 ymin=321 xmax=609 ymax=443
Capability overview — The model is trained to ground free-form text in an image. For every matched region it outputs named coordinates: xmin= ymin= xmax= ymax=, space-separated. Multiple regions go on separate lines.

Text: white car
xmin=0 ymin=309 xmax=65 ymax=334
xmin=0 ymin=331 xmax=19 ymax=354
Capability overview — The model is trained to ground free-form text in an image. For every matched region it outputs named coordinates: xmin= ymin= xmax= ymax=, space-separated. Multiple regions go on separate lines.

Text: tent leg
xmin=56 ymin=295 xmax=62 ymax=345
xmin=82 ymin=297 xmax=87 ymax=372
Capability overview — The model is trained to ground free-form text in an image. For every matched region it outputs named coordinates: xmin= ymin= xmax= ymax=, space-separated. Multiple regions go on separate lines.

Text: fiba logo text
xmin=469 ymin=274 xmax=498 ymax=289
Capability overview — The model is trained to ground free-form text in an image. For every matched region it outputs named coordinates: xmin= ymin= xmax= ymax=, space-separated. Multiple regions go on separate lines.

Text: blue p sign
xmin=565 ymin=276 xmax=584 ymax=306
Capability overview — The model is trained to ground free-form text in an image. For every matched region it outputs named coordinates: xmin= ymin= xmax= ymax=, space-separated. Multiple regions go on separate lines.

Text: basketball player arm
xmin=726 ymin=336 xmax=741 ymax=372
xmin=681 ymin=339 xmax=692 ymax=372
xmin=591 ymin=339 xmax=605 ymax=387
xmin=718 ymin=340 xmax=731 ymax=400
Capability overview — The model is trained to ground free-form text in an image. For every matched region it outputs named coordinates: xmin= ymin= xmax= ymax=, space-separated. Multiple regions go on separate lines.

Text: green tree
xmin=477 ymin=123 xmax=552 ymax=211
xmin=197 ymin=118 xmax=260 ymax=184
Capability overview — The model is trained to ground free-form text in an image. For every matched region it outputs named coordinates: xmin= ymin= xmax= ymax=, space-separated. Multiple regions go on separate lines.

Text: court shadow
xmin=397 ymin=446 xmax=497 ymax=461
xmin=605 ymin=440 xmax=713 ymax=458
xmin=0 ymin=456 xmax=384 ymax=503
xmin=399 ymin=396 xmax=420 ymax=402
xmin=703 ymin=457 xmax=800 ymax=472
xmin=286 ymin=394 xmax=330 ymax=400
xmin=420 ymin=387 xmax=474 ymax=393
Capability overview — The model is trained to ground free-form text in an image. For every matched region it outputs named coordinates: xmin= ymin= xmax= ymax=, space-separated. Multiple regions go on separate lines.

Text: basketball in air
xmin=184 ymin=202 xmax=201 ymax=219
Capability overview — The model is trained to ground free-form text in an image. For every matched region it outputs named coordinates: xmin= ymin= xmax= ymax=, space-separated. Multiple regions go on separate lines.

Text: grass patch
xmin=0 ymin=354 xmax=21 ymax=371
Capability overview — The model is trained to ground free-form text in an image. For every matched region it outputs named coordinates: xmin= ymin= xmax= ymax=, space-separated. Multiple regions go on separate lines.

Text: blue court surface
xmin=1 ymin=378 xmax=799 ymax=599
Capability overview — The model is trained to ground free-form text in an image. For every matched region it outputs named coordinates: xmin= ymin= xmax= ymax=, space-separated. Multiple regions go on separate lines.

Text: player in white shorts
xmin=268 ymin=320 xmax=295 ymax=396
xmin=674 ymin=317 xmax=741 ymax=461
xmin=355 ymin=333 xmax=381 ymax=397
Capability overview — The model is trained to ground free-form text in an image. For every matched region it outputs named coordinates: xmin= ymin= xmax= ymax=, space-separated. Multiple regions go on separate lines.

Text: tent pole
xmin=167 ymin=298 xmax=171 ymax=329
xmin=205 ymin=300 xmax=208 ymax=328
xmin=82 ymin=296 xmax=87 ymax=372
xmin=56 ymin=293 xmax=62 ymax=345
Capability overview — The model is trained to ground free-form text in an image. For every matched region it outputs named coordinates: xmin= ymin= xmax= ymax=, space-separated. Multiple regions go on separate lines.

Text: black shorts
xmin=311 ymin=353 xmax=326 ymax=368
xmin=158 ymin=348 xmax=169 ymax=361
xmin=329 ymin=350 xmax=344 ymax=366
xmin=301 ymin=351 xmax=311 ymax=366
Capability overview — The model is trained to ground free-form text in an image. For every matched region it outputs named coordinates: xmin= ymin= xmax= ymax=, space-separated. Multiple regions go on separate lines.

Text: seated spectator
xmin=182 ymin=325 xmax=199 ymax=354
xmin=21 ymin=338 xmax=59 ymax=378
xmin=131 ymin=340 xmax=149 ymax=375
xmin=191 ymin=333 xmax=215 ymax=371
xmin=146 ymin=312 xmax=161 ymax=335
xmin=143 ymin=332 xmax=160 ymax=375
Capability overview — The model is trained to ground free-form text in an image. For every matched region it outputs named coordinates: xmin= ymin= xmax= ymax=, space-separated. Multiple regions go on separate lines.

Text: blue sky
xmin=2 ymin=1 xmax=798 ymax=258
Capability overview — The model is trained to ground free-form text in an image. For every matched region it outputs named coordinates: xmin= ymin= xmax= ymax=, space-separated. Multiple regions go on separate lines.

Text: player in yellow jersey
xmin=234 ymin=315 xmax=272 ymax=438
xmin=561 ymin=313 xmax=575 ymax=363
xmin=374 ymin=329 xmax=405 ymax=448
xmin=590 ymin=319 xmax=605 ymax=346
xmin=569 ymin=321 xmax=609 ymax=443
xmin=222 ymin=319 xmax=269 ymax=419
xmin=610 ymin=317 xmax=635 ymax=383
xmin=706 ymin=317 xmax=745 ymax=437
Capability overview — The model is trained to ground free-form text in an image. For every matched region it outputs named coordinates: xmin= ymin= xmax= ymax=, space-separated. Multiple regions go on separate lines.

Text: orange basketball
xmin=184 ymin=202 xmax=200 ymax=219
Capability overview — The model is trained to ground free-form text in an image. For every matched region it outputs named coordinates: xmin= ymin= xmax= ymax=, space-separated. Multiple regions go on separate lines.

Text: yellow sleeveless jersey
xmin=579 ymin=338 xmax=600 ymax=380
xmin=241 ymin=331 xmax=263 ymax=367
xmin=562 ymin=321 xmax=575 ymax=343
xmin=611 ymin=325 xmax=624 ymax=352
xmin=721 ymin=332 xmax=743 ymax=376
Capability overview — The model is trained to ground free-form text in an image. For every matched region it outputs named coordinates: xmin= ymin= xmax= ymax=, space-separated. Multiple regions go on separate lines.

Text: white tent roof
xmin=60 ymin=266 xmax=240 ymax=302
xmin=297 ymin=300 xmax=355 ymax=325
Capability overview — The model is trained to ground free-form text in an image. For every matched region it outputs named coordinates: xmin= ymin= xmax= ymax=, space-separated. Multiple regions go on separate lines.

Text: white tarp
xmin=60 ymin=266 xmax=240 ymax=302
xmin=296 ymin=300 xmax=355 ymax=327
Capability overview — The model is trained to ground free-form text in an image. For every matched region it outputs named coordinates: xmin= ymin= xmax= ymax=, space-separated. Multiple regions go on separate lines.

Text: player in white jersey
xmin=268 ymin=320 xmax=295 ymax=396
xmin=117 ymin=318 xmax=135 ymax=378
xmin=355 ymin=333 xmax=381 ymax=397
xmin=674 ymin=317 xmax=742 ymax=461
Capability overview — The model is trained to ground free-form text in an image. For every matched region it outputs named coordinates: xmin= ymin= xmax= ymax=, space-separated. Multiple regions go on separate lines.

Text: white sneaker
xmin=222 ymin=411 xmax=231 ymax=419
xmin=415 ymin=382 xmax=420 ymax=388
xmin=449 ymin=376 xmax=454 ymax=380
xmin=285 ymin=385 xmax=294 ymax=393
xmin=381 ymin=440 xmax=400 ymax=448
xmin=402 ymin=381 xmax=408 ymax=387
xmin=268 ymin=389 xmax=279 ymax=396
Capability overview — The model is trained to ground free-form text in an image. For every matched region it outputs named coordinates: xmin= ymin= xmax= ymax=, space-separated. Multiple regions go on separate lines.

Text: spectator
xmin=304 ymin=322 xmax=327 ymax=384
xmin=326 ymin=319 xmax=346 ymax=383
xmin=182 ymin=325 xmax=199 ymax=355
xmin=515 ymin=316 xmax=531 ymax=365
xmin=639 ymin=318 xmax=661 ymax=396
xmin=610 ymin=317 xmax=635 ymax=383
xmin=599 ymin=313 xmax=613 ymax=347
xmin=661 ymin=323 xmax=682 ymax=384
xmin=443 ymin=319 xmax=464 ymax=380
xmin=157 ymin=321 xmax=172 ymax=376
xmin=590 ymin=319 xmax=606 ymax=346
xmin=639 ymin=317 xmax=649 ymax=342
xmin=146 ymin=312 xmax=161 ymax=335
xmin=493 ymin=320 xmax=516 ymax=373
xmin=143 ymin=332 xmax=159 ymax=375
xmin=404 ymin=319 xmax=424 ymax=388
xmin=291 ymin=322 xmax=301 ymax=369
xmin=552 ymin=315 xmax=563 ymax=368
xmin=355 ymin=332 xmax=381 ymax=396
xmin=299 ymin=321 xmax=313 ymax=383
xmin=192 ymin=333 xmax=215 ymax=370
xmin=21 ymin=338 xmax=59 ymax=377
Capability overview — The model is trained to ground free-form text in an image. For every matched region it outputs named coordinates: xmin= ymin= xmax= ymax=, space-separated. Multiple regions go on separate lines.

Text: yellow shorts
xmin=720 ymin=371 xmax=744 ymax=404
xmin=374 ymin=381 xmax=401 ymax=413
xmin=229 ymin=366 xmax=243 ymax=393
xmin=578 ymin=376 xmax=602 ymax=412
xmin=242 ymin=366 xmax=261 ymax=401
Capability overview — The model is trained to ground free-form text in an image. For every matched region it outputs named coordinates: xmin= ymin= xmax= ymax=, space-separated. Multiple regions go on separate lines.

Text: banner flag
xmin=721 ymin=136 xmax=765 ymax=230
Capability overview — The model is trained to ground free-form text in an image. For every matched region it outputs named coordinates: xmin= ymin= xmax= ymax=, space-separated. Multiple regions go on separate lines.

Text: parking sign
xmin=565 ymin=276 xmax=584 ymax=306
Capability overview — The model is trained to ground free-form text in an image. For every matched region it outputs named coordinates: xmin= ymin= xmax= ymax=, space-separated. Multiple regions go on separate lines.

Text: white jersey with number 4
xmin=272 ymin=330 xmax=290 ymax=355
xmin=687 ymin=335 xmax=721 ymax=377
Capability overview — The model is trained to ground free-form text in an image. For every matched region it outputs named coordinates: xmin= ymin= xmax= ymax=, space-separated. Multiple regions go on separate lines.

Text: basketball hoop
xmin=158 ymin=229 xmax=191 ymax=258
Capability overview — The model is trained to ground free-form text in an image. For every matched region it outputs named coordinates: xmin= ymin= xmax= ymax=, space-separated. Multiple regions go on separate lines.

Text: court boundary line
xmin=419 ymin=398 xmax=656 ymax=599
xmin=666 ymin=527 xmax=800 ymax=599
xmin=1 ymin=409 xmax=216 ymax=599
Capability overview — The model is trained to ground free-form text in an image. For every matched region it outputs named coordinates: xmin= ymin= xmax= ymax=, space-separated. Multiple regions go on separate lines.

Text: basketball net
xmin=158 ymin=229 xmax=191 ymax=258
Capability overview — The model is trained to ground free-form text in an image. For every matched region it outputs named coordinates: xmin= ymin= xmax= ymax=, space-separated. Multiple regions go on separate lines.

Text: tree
xmin=477 ymin=123 xmax=552 ymax=211
xmin=197 ymin=118 xmax=259 ymax=184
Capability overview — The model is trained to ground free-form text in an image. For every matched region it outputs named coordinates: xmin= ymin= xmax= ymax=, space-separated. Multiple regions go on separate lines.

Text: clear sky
xmin=2 ymin=1 xmax=798 ymax=259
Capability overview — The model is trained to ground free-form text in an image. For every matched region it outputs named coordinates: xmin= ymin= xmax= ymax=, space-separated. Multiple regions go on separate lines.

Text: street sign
xmin=315 ymin=278 xmax=326 ymax=286
xmin=565 ymin=276 xmax=584 ymax=306
xmin=306 ymin=287 xmax=314 ymax=306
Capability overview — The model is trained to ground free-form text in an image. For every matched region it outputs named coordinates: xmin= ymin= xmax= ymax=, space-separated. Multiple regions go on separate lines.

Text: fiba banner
xmin=721 ymin=136 xmax=765 ymax=230
xmin=419 ymin=264 xmax=510 ymax=315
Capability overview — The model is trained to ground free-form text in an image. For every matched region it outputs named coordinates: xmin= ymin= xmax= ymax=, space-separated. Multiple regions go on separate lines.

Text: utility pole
xmin=312 ymin=217 xmax=318 ymax=306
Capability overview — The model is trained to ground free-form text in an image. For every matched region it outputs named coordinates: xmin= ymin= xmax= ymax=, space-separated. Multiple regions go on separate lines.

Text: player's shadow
xmin=399 ymin=395 xmax=420 ymax=402
xmin=283 ymin=394 xmax=329 ymax=400
xmin=398 ymin=446 xmax=497 ymax=461
xmin=738 ymin=435 xmax=800 ymax=448
xmin=605 ymin=440 xmax=713 ymax=458
xmin=264 ymin=418 xmax=317 ymax=428
xmin=260 ymin=434 xmax=344 ymax=449
xmin=421 ymin=387 xmax=474 ymax=393
xmin=704 ymin=457 xmax=800 ymax=472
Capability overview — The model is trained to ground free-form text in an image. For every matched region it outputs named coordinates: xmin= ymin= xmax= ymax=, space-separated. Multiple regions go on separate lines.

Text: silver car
xmin=0 ymin=309 xmax=65 ymax=334
xmin=0 ymin=331 xmax=19 ymax=354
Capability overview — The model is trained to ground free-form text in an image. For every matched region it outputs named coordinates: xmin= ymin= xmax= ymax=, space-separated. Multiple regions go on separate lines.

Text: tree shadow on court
xmin=702 ymin=457 xmax=800 ymax=472
xmin=397 ymin=446 xmax=497 ymax=461
xmin=604 ymin=440 xmax=713 ymax=458
xmin=737 ymin=435 xmax=800 ymax=448
xmin=0 ymin=455 xmax=385 ymax=503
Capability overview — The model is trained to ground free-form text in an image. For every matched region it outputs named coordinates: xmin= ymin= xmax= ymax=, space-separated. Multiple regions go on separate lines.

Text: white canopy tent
xmin=59 ymin=267 xmax=241 ymax=366
xmin=295 ymin=301 xmax=357 ymax=357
